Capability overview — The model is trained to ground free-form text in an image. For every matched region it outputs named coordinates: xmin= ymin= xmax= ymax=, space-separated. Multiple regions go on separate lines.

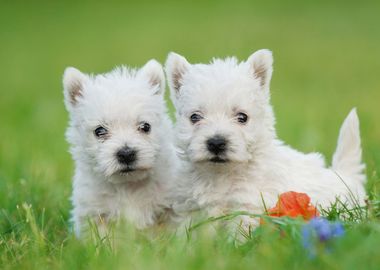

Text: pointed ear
xmin=138 ymin=59 xmax=165 ymax=95
xmin=247 ymin=49 xmax=273 ymax=90
xmin=165 ymin=52 xmax=191 ymax=100
xmin=63 ymin=67 xmax=87 ymax=109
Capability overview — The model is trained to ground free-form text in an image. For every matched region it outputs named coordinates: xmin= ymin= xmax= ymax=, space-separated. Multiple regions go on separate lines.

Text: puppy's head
xmin=64 ymin=60 xmax=167 ymax=183
xmin=165 ymin=50 xmax=276 ymax=167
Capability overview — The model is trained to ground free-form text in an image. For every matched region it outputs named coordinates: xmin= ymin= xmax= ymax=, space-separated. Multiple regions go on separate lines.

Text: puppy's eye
xmin=190 ymin=113 xmax=203 ymax=124
xmin=236 ymin=112 xmax=248 ymax=124
xmin=94 ymin=126 xmax=108 ymax=138
xmin=138 ymin=122 xmax=151 ymax=133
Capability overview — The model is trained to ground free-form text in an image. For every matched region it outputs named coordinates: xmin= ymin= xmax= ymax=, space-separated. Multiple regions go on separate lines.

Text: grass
xmin=1 ymin=0 xmax=380 ymax=269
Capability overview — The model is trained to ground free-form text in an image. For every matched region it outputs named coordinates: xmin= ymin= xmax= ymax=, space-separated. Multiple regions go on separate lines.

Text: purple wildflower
xmin=301 ymin=217 xmax=345 ymax=256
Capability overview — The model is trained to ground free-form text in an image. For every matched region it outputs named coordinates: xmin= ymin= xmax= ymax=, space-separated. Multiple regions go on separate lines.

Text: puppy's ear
xmin=165 ymin=52 xmax=191 ymax=100
xmin=63 ymin=67 xmax=87 ymax=110
xmin=247 ymin=49 xmax=273 ymax=90
xmin=139 ymin=59 xmax=165 ymax=95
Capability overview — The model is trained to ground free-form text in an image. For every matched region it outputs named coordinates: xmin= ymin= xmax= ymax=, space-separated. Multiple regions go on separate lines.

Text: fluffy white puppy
xmin=165 ymin=50 xmax=366 ymax=230
xmin=63 ymin=60 xmax=176 ymax=237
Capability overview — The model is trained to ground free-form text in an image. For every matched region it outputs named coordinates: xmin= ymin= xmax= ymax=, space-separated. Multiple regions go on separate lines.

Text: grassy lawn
xmin=1 ymin=1 xmax=379 ymax=269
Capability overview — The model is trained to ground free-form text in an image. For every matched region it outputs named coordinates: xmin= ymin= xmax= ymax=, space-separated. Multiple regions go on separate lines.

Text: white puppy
xmin=165 ymin=50 xmax=366 ymax=230
xmin=63 ymin=60 xmax=176 ymax=237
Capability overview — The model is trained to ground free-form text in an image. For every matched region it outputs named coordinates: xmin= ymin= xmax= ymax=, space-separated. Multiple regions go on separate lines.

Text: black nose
xmin=206 ymin=136 xmax=227 ymax=155
xmin=116 ymin=147 xmax=137 ymax=165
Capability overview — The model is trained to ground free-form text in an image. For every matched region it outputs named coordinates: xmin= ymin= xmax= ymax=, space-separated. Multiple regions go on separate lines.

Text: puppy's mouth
xmin=119 ymin=167 xmax=136 ymax=174
xmin=118 ymin=166 xmax=150 ymax=175
xmin=209 ymin=156 xmax=228 ymax=163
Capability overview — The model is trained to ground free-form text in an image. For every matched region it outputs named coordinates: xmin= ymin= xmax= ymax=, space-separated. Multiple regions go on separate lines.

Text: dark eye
xmin=94 ymin=126 xmax=108 ymax=138
xmin=236 ymin=112 xmax=248 ymax=124
xmin=138 ymin=122 xmax=151 ymax=133
xmin=190 ymin=113 xmax=203 ymax=124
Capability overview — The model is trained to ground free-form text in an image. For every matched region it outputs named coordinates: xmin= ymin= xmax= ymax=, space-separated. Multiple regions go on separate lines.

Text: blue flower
xmin=301 ymin=217 xmax=345 ymax=256
xmin=331 ymin=222 xmax=345 ymax=237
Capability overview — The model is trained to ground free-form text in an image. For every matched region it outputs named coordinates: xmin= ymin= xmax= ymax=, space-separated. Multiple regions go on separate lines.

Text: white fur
xmin=165 ymin=50 xmax=367 ymax=230
xmin=63 ymin=60 xmax=177 ymax=237
xmin=332 ymin=108 xmax=366 ymax=184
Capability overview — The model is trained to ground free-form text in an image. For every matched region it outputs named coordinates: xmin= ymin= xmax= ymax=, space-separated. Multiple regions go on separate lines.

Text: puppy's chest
xmin=194 ymin=175 xmax=256 ymax=205
xmin=112 ymin=188 xmax=159 ymax=228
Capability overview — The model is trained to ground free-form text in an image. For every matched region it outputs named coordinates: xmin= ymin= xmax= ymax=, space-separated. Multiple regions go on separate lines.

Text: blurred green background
xmin=0 ymin=1 xmax=379 ymax=267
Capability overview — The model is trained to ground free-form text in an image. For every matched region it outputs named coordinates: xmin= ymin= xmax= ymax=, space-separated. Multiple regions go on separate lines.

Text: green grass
xmin=1 ymin=1 xmax=380 ymax=269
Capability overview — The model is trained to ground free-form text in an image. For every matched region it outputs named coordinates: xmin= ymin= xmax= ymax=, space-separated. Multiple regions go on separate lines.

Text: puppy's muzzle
xmin=206 ymin=135 xmax=227 ymax=155
xmin=116 ymin=146 xmax=137 ymax=165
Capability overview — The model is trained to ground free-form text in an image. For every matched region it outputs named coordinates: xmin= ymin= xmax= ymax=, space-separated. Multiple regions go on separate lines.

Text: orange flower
xmin=264 ymin=191 xmax=319 ymax=221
